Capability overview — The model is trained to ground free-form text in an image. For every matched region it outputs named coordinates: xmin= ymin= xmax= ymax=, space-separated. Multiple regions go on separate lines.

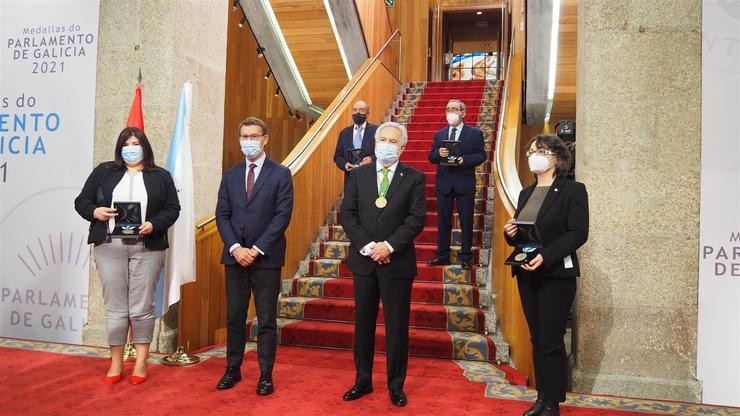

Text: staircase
xmin=247 ymin=80 xmax=520 ymax=381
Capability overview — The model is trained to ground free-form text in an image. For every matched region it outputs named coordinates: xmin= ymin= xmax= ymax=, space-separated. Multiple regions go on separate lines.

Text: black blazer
xmin=216 ymin=157 xmax=294 ymax=268
xmin=427 ymin=124 xmax=487 ymax=194
xmin=505 ymin=176 xmax=589 ymax=278
xmin=340 ymin=162 xmax=426 ymax=279
xmin=74 ymin=162 xmax=181 ymax=250
xmin=333 ymin=123 xmax=378 ymax=173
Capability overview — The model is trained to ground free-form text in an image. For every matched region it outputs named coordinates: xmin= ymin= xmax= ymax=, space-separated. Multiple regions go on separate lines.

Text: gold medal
xmin=375 ymin=197 xmax=387 ymax=208
xmin=515 ymin=253 xmax=527 ymax=262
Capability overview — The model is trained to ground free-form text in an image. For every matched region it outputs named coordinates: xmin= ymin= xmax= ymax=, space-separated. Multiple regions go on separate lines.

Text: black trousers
xmin=516 ymin=274 xmax=576 ymax=403
xmin=353 ymin=272 xmax=413 ymax=391
xmin=225 ymin=265 xmax=281 ymax=373
xmin=436 ymin=190 xmax=474 ymax=262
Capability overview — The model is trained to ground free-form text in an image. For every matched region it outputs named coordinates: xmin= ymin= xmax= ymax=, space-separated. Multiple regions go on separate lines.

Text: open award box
xmin=112 ymin=201 xmax=142 ymax=238
xmin=348 ymin=148 xmax=364 ymax=168
xmin=440 ymin=140 xmax=462 ymax=166
xmin=504 ymin=220 xmax=543 ymax=266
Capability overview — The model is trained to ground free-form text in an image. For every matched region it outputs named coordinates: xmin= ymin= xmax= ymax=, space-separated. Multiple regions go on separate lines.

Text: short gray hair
xmin=446 ymin=99 xmax=466 ymax=112
xmin=374 ymin=121 xmax=408 ymax=146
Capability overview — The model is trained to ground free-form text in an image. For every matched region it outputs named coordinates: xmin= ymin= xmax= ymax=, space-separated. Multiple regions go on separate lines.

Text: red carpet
xmin=0 ymin=345 xmax=657 ymax=416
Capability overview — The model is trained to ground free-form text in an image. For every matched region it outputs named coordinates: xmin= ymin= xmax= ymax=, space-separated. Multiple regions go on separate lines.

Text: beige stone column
xmin=571 ymin=0 xmax=702 ymax=401
xmin=83 ymin=0 xmax=227 ymax=352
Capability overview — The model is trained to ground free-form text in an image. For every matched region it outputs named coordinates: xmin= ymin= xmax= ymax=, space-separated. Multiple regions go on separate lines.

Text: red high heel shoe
xmin=130 ymin=374 xmax=147 ymax=385
xmin=104 ymin=373 xmax=123 ymax=384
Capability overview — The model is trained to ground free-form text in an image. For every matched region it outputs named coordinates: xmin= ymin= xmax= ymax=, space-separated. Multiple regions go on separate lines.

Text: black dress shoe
xmin=427 ymin=257 xmax=450 ymax=266
xmin=523 ymin=399 xmax=544 ymax=416
xmin=342 ymin=384 xmax=373 ymax=401
xmin=539 ymin=403 xmax=560 ymax=416
xmin=216 ymin=366 xmax=241 ymax=390
xmin=460 ymin=260 xmax=472 ymax=270
xmin=389 ymin=390 xmax=407 ymax=407
xmin=256 ymin=372 xmax=274 ymax=395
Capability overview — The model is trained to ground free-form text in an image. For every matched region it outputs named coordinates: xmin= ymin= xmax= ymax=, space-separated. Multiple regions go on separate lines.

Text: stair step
xmin=278 ymin=297 xmax=484 ymax=332
xmin=307 ymin=259 xmax=476 ymax=284
xmin=318 ymin=241 xmax=481 ymax=264
xmin=404 ymin=160 xmax=493 ymax=175
xmin=292 ymin=277 xmax=480 ymax=306
xmin=325 ymin=225 xmax=483 ymax=246
xmin=411 ymin=92 xmax=484 ymax=101
xmin=332 ymin=210 xmax=487 ymax=229
xmin=247 ymin=319 xmax=497 ymax=362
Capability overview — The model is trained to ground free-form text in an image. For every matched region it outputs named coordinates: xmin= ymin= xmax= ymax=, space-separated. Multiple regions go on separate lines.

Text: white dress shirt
xmin=108 ymin=170 xmax=148 ymax=234
xmin=448 ymin=122 xmax=464 ymax=141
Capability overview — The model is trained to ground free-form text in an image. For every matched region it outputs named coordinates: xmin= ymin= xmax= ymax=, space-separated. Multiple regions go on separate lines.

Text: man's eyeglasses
xmin=525 ymin=149 xmax=554 ymax=157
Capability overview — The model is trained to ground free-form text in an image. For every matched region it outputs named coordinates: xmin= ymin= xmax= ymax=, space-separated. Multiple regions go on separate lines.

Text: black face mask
xmin=352 ymin=113 xmax=367 ymax=125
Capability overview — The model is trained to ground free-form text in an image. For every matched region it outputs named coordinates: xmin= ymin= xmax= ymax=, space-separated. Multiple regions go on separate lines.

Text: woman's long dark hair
xmin=527 ymin=134 xmax=573 ymax=177
xmin=111 ymin=127 xmax=157 ymax=170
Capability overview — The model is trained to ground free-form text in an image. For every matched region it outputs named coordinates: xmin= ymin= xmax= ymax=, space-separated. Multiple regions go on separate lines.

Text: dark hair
xmin=112 ymin=127 xmax=156 ymax=170
xmin=526 ymin=134 xmax=572 ymax=177
xmin=238 ymin=116 xmax=268 ymax=136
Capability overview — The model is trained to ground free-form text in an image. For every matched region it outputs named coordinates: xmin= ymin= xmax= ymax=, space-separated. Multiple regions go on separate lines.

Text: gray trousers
xmin=93 ymin=239 xmax=165 ymax=345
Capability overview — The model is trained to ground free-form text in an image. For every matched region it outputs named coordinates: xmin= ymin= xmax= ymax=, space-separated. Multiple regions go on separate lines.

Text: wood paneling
xmin=271 ymin=0 xmax=348 ymax=108
xmin=387 ymin=0 xmax=430 ymax=82
xmin=491 ymin=0 xmax=536 ymax=385
xmin=549 ymin=0 xmax=577 ymax=125
xmin=223 ymin=9 xmax=310 ymax=172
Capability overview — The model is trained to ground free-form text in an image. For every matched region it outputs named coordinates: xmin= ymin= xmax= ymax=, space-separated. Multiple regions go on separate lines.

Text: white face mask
xmin=240 ymin=140 xmax=263 ymax=159
xmin=446 ymin=112 xmax=461 ymax=126
xmin=375 ymin=142 xmax=400 ymax=165
xmin=528 ymin=153 xmax=551 ymax=174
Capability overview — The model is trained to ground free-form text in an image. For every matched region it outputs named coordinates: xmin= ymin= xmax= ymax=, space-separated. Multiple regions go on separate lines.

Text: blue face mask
xmin=240 ymin=140 xmax=263 ymax=159
xmin=121 ymin=145 xmax=143 ymax=164
xmin=375 ymin=142 xmax=399 ymax=165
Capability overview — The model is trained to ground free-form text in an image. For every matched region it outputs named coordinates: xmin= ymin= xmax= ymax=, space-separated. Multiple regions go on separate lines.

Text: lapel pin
xmin=554 ymin=188 xmax=559 ymax=192
xmin=400 ymin=172 xmax=404 ymax=176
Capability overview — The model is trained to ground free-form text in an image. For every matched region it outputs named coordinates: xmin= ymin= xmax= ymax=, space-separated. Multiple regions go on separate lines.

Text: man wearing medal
xmin=339 ymin=122 xmax=426 ymax=408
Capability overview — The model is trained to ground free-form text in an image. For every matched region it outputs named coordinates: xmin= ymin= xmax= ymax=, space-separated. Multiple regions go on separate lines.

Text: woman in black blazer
xmin=504 ymin=135 xmax=589 ymax=416
xmin=74 ymin=127 xmax=180 ymax=385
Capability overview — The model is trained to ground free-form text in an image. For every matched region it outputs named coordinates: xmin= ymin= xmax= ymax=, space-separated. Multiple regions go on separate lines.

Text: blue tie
xmin=353 ymin=127 xmax=363 ymax=149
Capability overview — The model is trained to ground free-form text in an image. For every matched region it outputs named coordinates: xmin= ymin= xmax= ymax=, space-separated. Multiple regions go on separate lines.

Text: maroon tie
xmin=246 ymin=163 xmax=256 ymax=200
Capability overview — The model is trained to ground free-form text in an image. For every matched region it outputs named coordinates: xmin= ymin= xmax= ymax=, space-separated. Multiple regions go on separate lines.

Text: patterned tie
xmin=353 ymin=127 xmax=363 ymax=149
xmin=379 ymin=168 xmax=390 ymax=197
xmin=449 ymin=127 xmax=458 ymax=141
xmin=246 ymin=163 xmax=256 ymax=200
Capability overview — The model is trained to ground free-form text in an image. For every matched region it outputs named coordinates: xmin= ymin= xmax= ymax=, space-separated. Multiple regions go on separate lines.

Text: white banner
xmin=698 ymin=0 xmax=740 ymax=408
xmin=0 ymin=0 xmax=100 ymax=344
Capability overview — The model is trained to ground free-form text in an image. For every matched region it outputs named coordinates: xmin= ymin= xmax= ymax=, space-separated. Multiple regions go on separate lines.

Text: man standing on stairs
xmin=214 ymin=117 xmax=294 ymax=396
xmin=339 ymin=122 xmax=426 ymax=408
xmin=427 ymin=99 xmax=487 ymax=270
xmin=333 ymin=100 xmax=378 ymax=181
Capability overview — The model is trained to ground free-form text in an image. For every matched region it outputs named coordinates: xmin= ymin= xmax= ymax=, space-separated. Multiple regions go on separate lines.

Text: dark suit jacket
xmin=428 ymin=124 xmax=487 ymax=194
xmin=505 ymin=176 xmax=589 ymax=278
xmin=340 ymin=162 xmax=426 ymax=279
xmin=74 ymin=162 xmax=181 ymax=250
xmin=216 ymin=157 xmax=294 ymax=268
xmin=333 ymin=123 xmax=378 ymax=173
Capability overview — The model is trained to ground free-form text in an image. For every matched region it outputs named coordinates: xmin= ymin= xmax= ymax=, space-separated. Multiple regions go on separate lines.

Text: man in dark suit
xmin=333 ymin=100 xmax=378 ymax=177
xmin=215 ymin=116 xmax=294 ymax=396
xmin=427 ymin=99 xmax=486 ymax=270
xmin=340 ymin=122 xmax=426 ymax=408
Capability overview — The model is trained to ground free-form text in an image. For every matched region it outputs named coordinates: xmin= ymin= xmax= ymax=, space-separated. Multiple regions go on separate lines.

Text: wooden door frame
xmin=430 ymin=2 xmax=506 ymax=81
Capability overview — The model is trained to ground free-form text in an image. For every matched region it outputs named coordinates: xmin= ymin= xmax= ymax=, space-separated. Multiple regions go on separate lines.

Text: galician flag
xmin=155 ymin=82 xmax=195 ymax=316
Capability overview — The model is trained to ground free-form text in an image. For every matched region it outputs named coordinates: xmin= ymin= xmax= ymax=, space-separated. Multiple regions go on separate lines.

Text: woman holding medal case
xmin=503 ymin=134 xmax=589 ymax=416
xmin=74 ymin=127 xmax=180 ymax=385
